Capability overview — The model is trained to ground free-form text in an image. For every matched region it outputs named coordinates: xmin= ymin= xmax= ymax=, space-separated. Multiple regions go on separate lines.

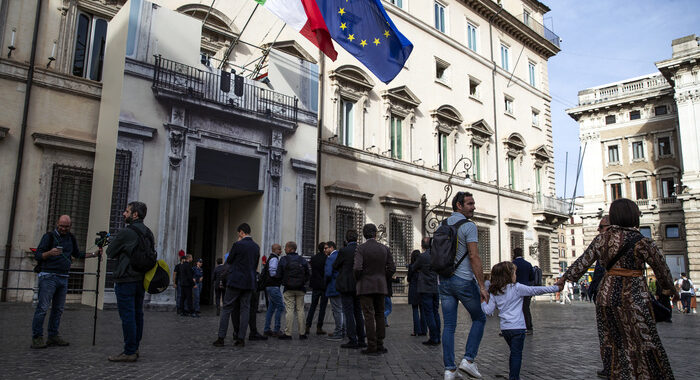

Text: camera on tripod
xmin=95 ymin=231 xmax=111 ymax=248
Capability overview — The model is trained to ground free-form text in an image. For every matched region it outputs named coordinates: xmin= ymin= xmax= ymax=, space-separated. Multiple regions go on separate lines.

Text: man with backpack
xmin=434 ymin=192 xmax=487 ymax=380
xmin=276 ymin=241 xmax=311 ymax=340
xmin=212 ymin=257 xmax=227 ymax=316
xmin=676 ymin=272 xmax=695 ymax=313
xmin=107 ymin=201 xmax=156 ymax=362
xmin=31 ymin=215 xmax=102 ymax=349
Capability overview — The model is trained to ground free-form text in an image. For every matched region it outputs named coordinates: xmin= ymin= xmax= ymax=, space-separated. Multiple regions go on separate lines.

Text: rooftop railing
xmin=517 ymin=13 xmax=560 ymax=48
xmin=577 ymin=75 xmax=670 ymax=106
xmin=152 ymin=55 xmax=298 ymax=123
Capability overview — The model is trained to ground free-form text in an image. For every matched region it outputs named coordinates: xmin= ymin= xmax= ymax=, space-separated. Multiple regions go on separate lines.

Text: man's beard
xmin=125 ymin=216 xmax=134 ymax=224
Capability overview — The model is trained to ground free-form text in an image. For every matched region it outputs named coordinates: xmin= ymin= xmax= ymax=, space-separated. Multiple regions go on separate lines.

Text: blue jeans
xmin=412 ymin=304 xmax=427 ymax=335
xmin=439 ymin=275 xmax=486 ymax=370
xmin=384 ymin=296 xmax=392 ymax=325
xmin=501 ymin=329 xmax=526 ymax=380
xmin=420 ymin=292 xmax=441 ymax=343
xmin=114 ymin=281 xmax=145 ymax=355
xmin=193 ymin=285 xmax=201 ymax=312
xmin=264 ymin=286 xmax=284 ymax=333
xmin=32 ymin=274 xmax=68 ymax=338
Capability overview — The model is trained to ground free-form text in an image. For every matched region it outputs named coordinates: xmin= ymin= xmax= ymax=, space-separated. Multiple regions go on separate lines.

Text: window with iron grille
xmin=510 ymin=230 xmax=523 ymax=259
xmin=336 ymin=206 xmax=364 ymax=247
xmin=106 ymin=150 xmax=131 ymax=288
xmin=477 ymin=226 xmax=490 ymax=272
xmin=389 ymin=213 xmax=413 ymax=267
xmin=301 ymin=183 xmax=316 ymax=256
xmin=538 ymin=235 xmax=551 ymax=273
xmin=47 ymin=164 xmax=93 ymax=293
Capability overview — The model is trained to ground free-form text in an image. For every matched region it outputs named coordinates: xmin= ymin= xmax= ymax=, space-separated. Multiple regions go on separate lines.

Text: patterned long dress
xmin=563 ymin=226 xmax=678 ymax=380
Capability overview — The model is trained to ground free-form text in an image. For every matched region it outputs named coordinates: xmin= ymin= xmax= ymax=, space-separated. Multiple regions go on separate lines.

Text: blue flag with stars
xmin=316 ymin=0 xmax=413 ymax=84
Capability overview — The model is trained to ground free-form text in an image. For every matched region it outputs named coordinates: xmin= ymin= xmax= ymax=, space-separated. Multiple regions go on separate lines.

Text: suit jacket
xmin=309 ymin=252 xmax=328 ymax=291
xmin=414 ymin=249 xmax=438 ymax=294
xmin=333 ymin=242 xmax=358 ymax=294
xmin=353 ymin=239 xmax=395 ymax=296
xmin=513 ymin=256 xmax=534 ymax=286
xmin=225 ymin=236 xmax=260 ymax=290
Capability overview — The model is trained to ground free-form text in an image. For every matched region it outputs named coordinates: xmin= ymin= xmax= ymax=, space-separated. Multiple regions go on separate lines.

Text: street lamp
xmin=422 ymin=155 xmax=473 ymax=235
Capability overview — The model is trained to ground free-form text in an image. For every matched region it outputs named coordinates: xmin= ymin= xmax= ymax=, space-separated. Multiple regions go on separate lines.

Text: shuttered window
xmin=336 ymin=206 xmax=364 ymax=246
xmin=389 ymin=213 xmax=413 ymax=267
xmin=301 ymin=184 xmax=316 ymax=256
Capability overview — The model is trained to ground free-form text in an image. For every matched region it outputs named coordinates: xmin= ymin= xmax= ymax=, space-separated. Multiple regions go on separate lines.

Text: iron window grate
xmin=478 ymin=226 xmax=491 ymax=272
xmin=510 ymin=231 xmax=524 ymax=259
xmin=301 ymin=183 xmax=316 ymax=256
xmin=336 ymin=206 xmax=364 ymax=246
xmin=389 ymin=213 xmax=412 ymax=268
xmin=538 ymin=235 xmax=551 ymax=274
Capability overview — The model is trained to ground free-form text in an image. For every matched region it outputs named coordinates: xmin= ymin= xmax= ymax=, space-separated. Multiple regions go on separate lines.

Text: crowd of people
xmin=28 ymin=195 xmax=690 ymax=379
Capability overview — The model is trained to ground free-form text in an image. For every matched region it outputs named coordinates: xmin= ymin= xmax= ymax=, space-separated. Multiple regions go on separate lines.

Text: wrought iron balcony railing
xmin=517 ymin=13 xmax=560 ymax=48
xmin=152 ymin=55 xmax=298 ymax=123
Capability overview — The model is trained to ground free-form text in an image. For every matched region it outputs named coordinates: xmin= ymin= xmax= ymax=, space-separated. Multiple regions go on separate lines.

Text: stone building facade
xmin=567 ymin=34 xmax=700 ymax=283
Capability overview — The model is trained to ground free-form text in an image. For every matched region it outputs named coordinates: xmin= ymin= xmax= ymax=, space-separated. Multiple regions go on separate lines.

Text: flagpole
xmin=314 ymin=48 xmax=325 ymax=246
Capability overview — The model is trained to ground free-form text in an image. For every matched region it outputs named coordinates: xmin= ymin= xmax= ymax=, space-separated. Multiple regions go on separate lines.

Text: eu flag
xmin=316 ymin=0 xmax=413 ymax=84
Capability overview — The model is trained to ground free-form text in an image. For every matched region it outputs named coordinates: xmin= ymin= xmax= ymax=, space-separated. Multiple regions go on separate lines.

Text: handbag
xmin=606 ymin=231 xmax=671 ymax=323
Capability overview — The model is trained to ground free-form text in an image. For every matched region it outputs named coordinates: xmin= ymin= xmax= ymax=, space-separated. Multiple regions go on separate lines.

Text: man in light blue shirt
xmin=441 ymin=191 xmax=488 ymax=380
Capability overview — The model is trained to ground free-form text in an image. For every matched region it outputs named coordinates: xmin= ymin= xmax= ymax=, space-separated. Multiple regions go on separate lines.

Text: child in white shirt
xmin=481 ymin=261 xmax=563 ymax=380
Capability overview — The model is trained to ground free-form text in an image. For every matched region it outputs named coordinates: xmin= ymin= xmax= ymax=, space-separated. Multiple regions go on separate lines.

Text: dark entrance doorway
xmin=187 ymin=197 xmax=218 ymax=305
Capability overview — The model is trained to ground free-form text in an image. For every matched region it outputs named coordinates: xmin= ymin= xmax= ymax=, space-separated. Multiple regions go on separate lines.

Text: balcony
xmin=517 ymin=14 xmax=560 ymax=48
xmin=577 ymin=74 xmax=670 ymax=106
xmin=533 ymin=195 xmax=570 ymax=226
xmin=152 ymin=56 xmax=298 ymax=124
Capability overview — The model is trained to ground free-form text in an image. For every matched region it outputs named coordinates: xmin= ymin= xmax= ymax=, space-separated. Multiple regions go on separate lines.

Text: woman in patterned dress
xmin=561 ymin=198 xmax=679 ymax=380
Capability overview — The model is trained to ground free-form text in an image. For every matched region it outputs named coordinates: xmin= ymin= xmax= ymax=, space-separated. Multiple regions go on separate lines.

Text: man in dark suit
xmin=353 ymin=224 xmax=396 ymax=355
xmin=512 ymin=247 xmax=534 ymax=335
xmin=334 ymin=230 xmax=367 ymax=349
xmin=213 ymin=223 xmax=260 ymax=348
xmin=306 ymin=242 xmax=329 ymax=335
xmin=415 ymin=237 xmax=441 ymax=346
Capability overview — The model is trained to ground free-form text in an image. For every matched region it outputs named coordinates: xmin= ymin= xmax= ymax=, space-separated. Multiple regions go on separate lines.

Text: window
xmin=630 ymin=110 xmax=641 ymax=120
xmin=608 ymin=145 xmax=620 ymax=163
xmin=390 ymin=213 xmax=413 ymax=267
xmin=655 ymin=105 xmax=668 ymax=116
xmin=522 ymin=11 xmax=531 ymax=26
xmin=478 ymin=227 xmax=490 ymax=271
xmin=605 ymin=115 xmax=616 ymax=125
xmin=632 ymin=141 xmax=645 ymax=160
xmin=531 ymin=109 xmax=539 ymax=127
xmin=467 ymin=22 xmax=477 ymax=51
xmin=389 ymin=0 xmax=403 ymax=8
xmin=571 ymin=238 xmax=575 ymax=246
xmin=47 ymin=164 xmax=93 ymax=295
xmin=658 ymin=136 xmax=671 ymax=157
xmin=504 ymin=96 xmax=513 ymax=114
xmin=559 ymin=249 xmax=565 ymax=258
xmin=635 ymin=180 xmax=648 ymax=200
xmin=538 ymin=235 xmax=551 ymax=273
xmin=661 ymin=177 xmax=675 ymax=198
xmin=301 ymin=184 xmax=317 ymax=257
xmin=335 ymin=205 xmax=364 ymax=246
xmin=500 ymin=44 xmax=510 ymax=71
xmin=438 ymin=132 xmax=449 ymax=172
xmin=639 ymin=226 xmax=652 ymax=239
xmin=528 ymin=61 xmax=536 ymax=87
xmin=73 ymin=12 xmax=108 ymax=81
xmin=472 ymin=145 xmax=481 ymax=181
xmin=390 ymin=115 xmax=403 ymax=159
xmin=535 ymin=166 xmax=542 ymax=202
xmin=510 ymin=230 xmax=524 ymax=258
xmin=571 ymin=250 xmax=576 ymax=258
xmin=610 ymin=183 xmax=622 ymax=201
xmin=469 ymin=77 xmax=480 ymax=98
xmin=434 ymin=2 xmax=446 ymax=33
xmin=436 ymin=59 xmax=450 ymax=83
xmin=665 ymin=225 xmax=679 ymax=239
xmin=507 ymin=156 xmax=516 ymax=190
xmin=339 ymin=99 xmax=354 ymax=146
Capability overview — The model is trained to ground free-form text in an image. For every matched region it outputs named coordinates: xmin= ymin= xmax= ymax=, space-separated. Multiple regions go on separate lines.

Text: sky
xmin=545 ymin=0 xmax=700 ymax=199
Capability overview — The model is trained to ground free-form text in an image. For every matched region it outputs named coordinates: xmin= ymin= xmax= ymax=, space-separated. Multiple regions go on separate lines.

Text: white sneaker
xmin=444 ymin=369 xmax=463 ymax=380
xmin=459 ymin=359 xmax=483 ymax=378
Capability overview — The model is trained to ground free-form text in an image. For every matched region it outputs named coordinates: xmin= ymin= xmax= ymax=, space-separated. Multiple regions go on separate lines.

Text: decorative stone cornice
xmin=324 ymin=181 xmax=374 ymax=201
xmin=379 ymin=195 xmax=420 ymax=209
xmin=118 ymin=120 xmax=157 ymax=140
xmin=32 ymin=133 xmax=95 ymax=154
xmin=290 ymin=158 xmax=316 ymax=174
xmin=0 ymin=59 xmax=102 ymax=99
xmin=505 ymin=217 xmax=529 ymax=227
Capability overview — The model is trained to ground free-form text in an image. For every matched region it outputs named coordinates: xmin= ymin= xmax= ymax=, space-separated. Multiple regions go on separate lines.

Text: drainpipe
xmin=3 ymin=0 xmax=43 ymax=302
xmin=488 ymin=4 xmax=504 ymax=261
xmin=314 ymin=51 xmax=325 ymax=244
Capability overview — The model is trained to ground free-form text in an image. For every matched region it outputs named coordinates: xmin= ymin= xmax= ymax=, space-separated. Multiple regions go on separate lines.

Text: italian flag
xmin=255 ymin=0 xmax=338 ymax=61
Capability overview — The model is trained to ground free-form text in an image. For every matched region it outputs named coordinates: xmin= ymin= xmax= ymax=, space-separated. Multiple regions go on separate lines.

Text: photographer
xmin=106 ymin=201 xmax=154 ymax=362
xmin=31 ymin=215 xmax=102 ymax=349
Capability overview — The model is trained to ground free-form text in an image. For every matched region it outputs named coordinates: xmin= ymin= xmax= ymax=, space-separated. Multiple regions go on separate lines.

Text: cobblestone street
xmin=1 ymin=300 xmax=698 ymax=379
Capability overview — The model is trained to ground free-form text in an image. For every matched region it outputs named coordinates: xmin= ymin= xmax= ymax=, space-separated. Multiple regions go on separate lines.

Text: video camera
xmin=95 ymin=231 xmax=111 ymax=248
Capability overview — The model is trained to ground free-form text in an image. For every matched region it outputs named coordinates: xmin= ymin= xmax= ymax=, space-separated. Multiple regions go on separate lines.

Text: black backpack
xmin=682 ymin=278 xmax=691 ymax=291
xmin=532 ymin=266 xmax=543 ymax=286
xmin=126 ymin=224 xmax=158 ymax=273
xmin=430 ymin=219 xmax=468 ymax=278
xmin=283 ymin=256 xmax=306 ymax=289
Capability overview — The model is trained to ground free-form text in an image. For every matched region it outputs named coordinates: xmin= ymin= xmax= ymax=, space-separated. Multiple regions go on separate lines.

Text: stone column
xmin=262 ymin=129 xmax=283 ymax=259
